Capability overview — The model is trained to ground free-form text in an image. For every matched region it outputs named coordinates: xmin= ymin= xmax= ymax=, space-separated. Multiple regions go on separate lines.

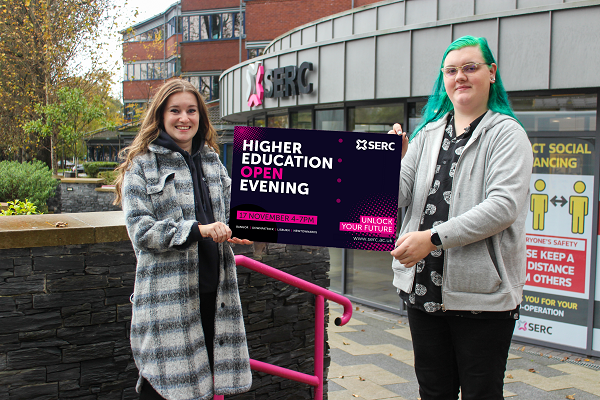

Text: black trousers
xmin=407 ymin=307 xmax=516 ymax=400
xmin=139 ymin=291 xmax=217 ymax=400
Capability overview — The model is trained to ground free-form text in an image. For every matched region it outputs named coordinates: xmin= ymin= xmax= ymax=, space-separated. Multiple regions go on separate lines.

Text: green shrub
xmin=0 ymin=199 xmax=40 ymax=216
xmin=98 ymin=170 xmax=117 ymax=185
xmin=83 ymin=161 xmax=118 ymax=178
xmin=0 ymin=161 xmax=58 ymax=211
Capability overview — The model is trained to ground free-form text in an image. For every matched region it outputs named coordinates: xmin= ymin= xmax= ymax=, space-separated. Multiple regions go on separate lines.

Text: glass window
xmin=221 ymin=142 xmax=234 ymax=176
xmin=212 ymin=76 xmax=219 ymax=100
xmin=512 ymin=94 xmax=597 ymax=132
xmin=329 ymin=248 xmax=343 ymax=293
xmin=201 ymin=16 xmax=210 ymax=40
xmin=182 ymin=17 xmax=189 ymax=41
xmin=248 ymin=48 xmax=264 ymax=59
xmin=140 ymin=64 xmax=147 ymax=80
xmin=348 ymin=103 xmax=404 ymax=133
xmin=254 ymin=117 xmax=266 ymax=127
xmin=187 ymin=76 xmax=200 ymax=91
xmin=190 ymin=16 xmax=200 ymax=41
xmin=211 ymin=14 xmax=221 ymax=39
xmin=408 ymin=101 xmax=426 ymax=136
xmin=234 ymin=13 xmax=243 ymax=37
xmin=155 ymin=63 xmax=165 ymax=80
xmin=200 ymin=77 xmax=211 ymax=99
xmin=267 ymin=115 xmax=289 ymax=128
xmin=148 ymin=64 xmax=158 ymax=80
xmin=222 ymin=13 xmax=233 ymax=38
xmin=133 ymin=64 xmax=141 ymax=80
xmin=345 ymin=249 xmax=400 ymax=308
xmin=315 ymin=109 xmax=344 ymax=131
xmin=290 ymin=110 xmax=312 ymax=129
xmin=167 ymin=17 xmax=176 ymax=37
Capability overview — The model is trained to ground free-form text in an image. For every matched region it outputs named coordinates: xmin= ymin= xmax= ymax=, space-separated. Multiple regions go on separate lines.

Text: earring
xmin=491 ymin=77 xmax=496 ymax=82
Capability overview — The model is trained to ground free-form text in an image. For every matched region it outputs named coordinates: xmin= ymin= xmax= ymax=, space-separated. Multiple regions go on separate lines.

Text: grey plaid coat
xmin=122 ymin=143 xmax=251 ymax=400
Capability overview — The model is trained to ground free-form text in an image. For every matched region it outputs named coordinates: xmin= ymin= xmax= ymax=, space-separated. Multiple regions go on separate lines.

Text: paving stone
xmin=330 ymin=302 xmax=600 ymax=400
xmin=331 ymin=376 xmax=402 ymax=400
xmin=329 ymin=362 xmax=407 ymax=385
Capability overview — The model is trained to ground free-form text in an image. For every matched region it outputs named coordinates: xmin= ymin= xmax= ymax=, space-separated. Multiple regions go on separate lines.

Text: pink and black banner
xmin=229 ymin=126 xmax=402 ymax=251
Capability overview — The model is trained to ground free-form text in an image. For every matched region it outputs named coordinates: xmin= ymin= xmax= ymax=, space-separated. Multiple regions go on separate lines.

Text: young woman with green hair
xmin=389 ymin=36 xmax=533 ymax=399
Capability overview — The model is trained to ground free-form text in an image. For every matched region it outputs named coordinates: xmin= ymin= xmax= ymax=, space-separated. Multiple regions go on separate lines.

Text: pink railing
xmin=213 ymin=255 xmax=353 ymax=400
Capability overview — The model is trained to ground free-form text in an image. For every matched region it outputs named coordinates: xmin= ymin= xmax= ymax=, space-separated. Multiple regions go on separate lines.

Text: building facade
xmin=121 ymin=0 xmax=384 ymax=118
xmin=219 ymin=0 xmax=600 ymax=356
xmin=108 ymin=0 xmax=383 ymax=165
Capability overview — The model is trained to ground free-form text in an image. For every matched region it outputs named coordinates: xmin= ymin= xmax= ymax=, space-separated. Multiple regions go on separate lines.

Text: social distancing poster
xmin=514 ymin=137 xmax=596 ymax=350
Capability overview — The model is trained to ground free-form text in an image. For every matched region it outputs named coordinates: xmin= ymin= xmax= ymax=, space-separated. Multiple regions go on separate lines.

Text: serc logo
xmin=356 ymin=139 xmax=396 ymax=151
xmin=517 ymin=320 xmax=553 ymax=335
xmin=246 ymin=62 xmax=264 ymax=107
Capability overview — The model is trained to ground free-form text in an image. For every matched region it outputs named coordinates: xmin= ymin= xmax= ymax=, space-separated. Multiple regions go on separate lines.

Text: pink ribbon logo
xmin=247 ymin=63 xmax=264 ymax=108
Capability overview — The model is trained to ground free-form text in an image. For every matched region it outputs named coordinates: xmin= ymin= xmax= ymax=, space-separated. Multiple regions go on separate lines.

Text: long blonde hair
xmin=114 ymin=78 xmax=219 ymax=205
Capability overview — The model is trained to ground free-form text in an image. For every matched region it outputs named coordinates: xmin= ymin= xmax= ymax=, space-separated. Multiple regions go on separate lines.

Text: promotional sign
xmin=514 ymin=137 xmax=596 ymax=350
xmin=229 ymin=126 xmax=402 ymax=251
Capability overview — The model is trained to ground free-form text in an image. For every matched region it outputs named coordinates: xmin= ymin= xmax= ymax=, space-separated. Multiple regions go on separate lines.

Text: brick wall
xmin=181 ymin=40 xmax=246 ymax=72
xmin=0 ymin=238 xmax=331 ymax=399
xmin=182 ymin=0 xmax=241 ymax=12
xmin=245 ymin=0 xmax=350 ymax=41
xmin=123 ymin=42 xmax=167 ymax=64
xmin=122 ymin=80 xmax=163 ymax=102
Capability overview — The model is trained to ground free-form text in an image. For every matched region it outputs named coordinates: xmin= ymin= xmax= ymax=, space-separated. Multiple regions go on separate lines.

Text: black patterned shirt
xmin=401 ymin=112 xmax=519 ymax=319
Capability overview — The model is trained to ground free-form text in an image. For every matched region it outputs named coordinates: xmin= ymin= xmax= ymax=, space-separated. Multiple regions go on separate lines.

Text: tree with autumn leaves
xmin=0 ymin=0 xmax=127 ymax=173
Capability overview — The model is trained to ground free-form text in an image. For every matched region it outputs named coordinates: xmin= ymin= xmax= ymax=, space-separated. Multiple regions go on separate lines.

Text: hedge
xmin=0 ymin=161 xmax=58 ymax=211
xmin=83 ymin=161 xmax=119 ymax=178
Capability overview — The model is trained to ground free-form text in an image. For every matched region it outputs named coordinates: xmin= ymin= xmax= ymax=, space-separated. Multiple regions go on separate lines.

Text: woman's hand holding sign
xmin=387 ymin=123 xmax=409 ymax=160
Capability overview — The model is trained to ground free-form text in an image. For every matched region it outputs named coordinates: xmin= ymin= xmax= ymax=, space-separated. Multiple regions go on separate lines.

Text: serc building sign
xmin=247 ymin=61 xmax=314 ymax=107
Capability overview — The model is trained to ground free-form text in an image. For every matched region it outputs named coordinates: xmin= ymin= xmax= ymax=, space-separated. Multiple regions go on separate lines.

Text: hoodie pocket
xmin=147 ymin=172 xmax=184 ymax=222
xmin=445 ymin=240 xmax=502 ymax=294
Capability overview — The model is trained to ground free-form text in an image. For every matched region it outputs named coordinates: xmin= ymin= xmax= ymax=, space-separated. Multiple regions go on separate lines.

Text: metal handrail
xmin=213 ymin=254 xmax=353 ymax=400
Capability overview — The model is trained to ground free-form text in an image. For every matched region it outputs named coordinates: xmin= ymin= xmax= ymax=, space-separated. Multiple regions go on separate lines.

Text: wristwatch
xmin=430 ymin=227 xmax=443 ymax=250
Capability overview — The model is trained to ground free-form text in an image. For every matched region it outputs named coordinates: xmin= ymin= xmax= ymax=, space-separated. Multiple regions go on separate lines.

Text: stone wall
xmin=47 ymin=179 xmax=121 ymax=214
xmin=0 ymin=241 xmax=137 ymax=400
xmin=0 ymin=214 xmax=331 ymax=399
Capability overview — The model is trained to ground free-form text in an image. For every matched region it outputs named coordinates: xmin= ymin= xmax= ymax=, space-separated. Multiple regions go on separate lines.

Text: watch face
xmin=431 ymin=232 xmax=442 ymax=246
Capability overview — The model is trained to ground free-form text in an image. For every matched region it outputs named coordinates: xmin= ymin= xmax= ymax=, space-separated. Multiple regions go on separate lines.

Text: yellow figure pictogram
xmin=569 ymin=181 xmax=588 ymax=234
xmin=531 ymin=179 xmax=548 ymax=231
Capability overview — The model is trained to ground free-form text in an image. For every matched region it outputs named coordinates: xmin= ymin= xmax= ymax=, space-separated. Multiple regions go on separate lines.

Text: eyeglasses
xmin=441 ymin=62 xmax=490 ymax=77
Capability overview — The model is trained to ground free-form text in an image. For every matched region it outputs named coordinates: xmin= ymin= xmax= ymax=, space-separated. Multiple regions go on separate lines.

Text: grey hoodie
xmin=392 ymin=111 xmax=533 ymax=312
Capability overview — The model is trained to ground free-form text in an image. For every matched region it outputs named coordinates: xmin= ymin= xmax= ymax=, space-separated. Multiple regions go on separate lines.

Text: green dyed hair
xmin=410 ymin=35 xmax=520 ymax=141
